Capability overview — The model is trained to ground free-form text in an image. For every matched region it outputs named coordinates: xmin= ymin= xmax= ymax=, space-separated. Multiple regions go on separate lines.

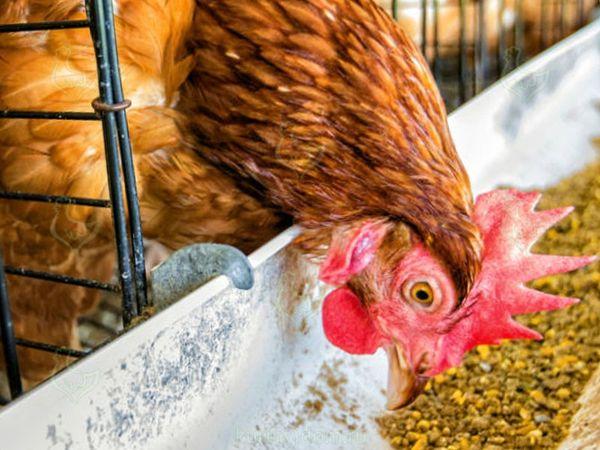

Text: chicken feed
xmin=377 ymin=161 xmax=600 ymax=449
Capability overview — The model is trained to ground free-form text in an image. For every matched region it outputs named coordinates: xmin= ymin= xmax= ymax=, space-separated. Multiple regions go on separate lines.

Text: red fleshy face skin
xmin=320 ymin=189 xmax=596 ymax=377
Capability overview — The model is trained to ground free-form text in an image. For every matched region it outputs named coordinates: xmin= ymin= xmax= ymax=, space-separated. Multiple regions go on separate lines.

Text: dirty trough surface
xmin=0 ymin=19 xmax=599 ymax=450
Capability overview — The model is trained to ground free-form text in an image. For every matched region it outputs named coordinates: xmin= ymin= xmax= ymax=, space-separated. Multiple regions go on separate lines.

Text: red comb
xmin=436 ymin=189 xmax=596 ymax=372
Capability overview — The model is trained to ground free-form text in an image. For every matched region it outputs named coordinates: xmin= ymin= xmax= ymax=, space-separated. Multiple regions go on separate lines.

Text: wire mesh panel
xmin=0 ymin=0 xmax=146 ymax=404
xmin=380 ymin=0 xmax=599 ymax=109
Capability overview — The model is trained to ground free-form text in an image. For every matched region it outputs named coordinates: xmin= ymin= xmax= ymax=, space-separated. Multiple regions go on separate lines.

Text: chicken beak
xmin=385 ymin=345 xmax=429 ymax=410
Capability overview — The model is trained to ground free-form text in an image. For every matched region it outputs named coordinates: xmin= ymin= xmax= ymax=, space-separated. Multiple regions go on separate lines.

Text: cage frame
xmin=0 ymin=0 xmax=147 ymax=403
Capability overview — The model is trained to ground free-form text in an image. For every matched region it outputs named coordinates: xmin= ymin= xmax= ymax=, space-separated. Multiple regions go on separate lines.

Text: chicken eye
xmin=409 ymin=282 xmax=434 ymax=306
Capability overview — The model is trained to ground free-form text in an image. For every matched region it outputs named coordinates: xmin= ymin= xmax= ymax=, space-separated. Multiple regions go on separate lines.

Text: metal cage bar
xmin=392 ymin=0 xmax=399 ymax=20
xmin=0 ymin=110 xmax=99 ymax=120
xmin=0 ymin=191 xmax=110 ymax=208
xmin=4 ymin=266 xmax=120 ymax=293
xmin=99 ymin=0 xmax=148 ymax=313
xmin=0 ymin=252 xmax=23 ymax=400
xmin=0 ymin=20 xmax=90 ymax=33
xmin=87 ymin=0 xmax=140 ymax=324
xmin=421 ymin=0 xmax=428 ymax=57
xmin=0 ymin=0 xmax=148 ymax=402
xmin=458 ymin=0 xmax=468 ymax=103
xmin=497 ymin=0 xmax=507 ymax=78
xmin=578 ymin=0 xmax=586 ymax=27
xmin=475 ymin=0 xmax=488 ymax=94
xmin=540 ymin=0 xmax=548 ymax=50
xmin=559 ymin=0 xmax=566 ymax=38
xmin=14 ymin=339 xmax=89 ymax=358
xmin=432 ymin=0 xmax=440 ymax=79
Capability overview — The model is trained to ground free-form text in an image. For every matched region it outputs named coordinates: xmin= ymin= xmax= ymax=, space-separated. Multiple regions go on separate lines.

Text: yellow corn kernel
xmin=530 ymin=316 xmax=542 ymax=325
xmin=406 ymin=432 xmax=422 ymax=443
xmin=451 ymin=390 xmax=466 ymax=405
xmin=410 ymin=411 xmax=422 ymax=420
xmin=477 ymin=345 xmax=490 ymax=359
xmin=416 ymin=420 xmax=431 ymax=431
xmin=556 ymin=355 xmax=578 ymax=368
xmin=411 ymin=435 xmax=428 ymax=450
xmin=528 ymin=429 xmax=543 ymax=445
xmin=485 ymin=389 xmax=500 ymax=399
xmin=514 ymin=360 xmax=527 ymax=370
xmin=546 ymin=399 xmax=561 ymax=410
xmin=516 ymin=423 xmax=536 ymax=435
xmin=519 ymin=408 xmax=532 ymax=420
xmin=559 ymin=339 xmax=574 ymax=348
xmin=530 ymin=390 xmax=545 ymax=402
xmin=556 ymin=388 xmax=571 ymax=399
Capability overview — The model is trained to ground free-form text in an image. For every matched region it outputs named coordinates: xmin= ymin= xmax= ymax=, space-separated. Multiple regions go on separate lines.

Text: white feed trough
xmin=0 ymin=20 xmax=599 ymax=450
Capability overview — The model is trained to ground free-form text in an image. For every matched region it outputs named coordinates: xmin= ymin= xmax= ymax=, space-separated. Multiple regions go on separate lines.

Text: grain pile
xmin=378 ymin=162 xmax=600 ymax=449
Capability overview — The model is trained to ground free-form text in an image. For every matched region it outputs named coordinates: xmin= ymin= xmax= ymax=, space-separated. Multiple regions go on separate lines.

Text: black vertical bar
xmin=87 ymin=0 xmax=137 ymax=325
xmin=577 ymin=0 xmax=585 ymax=27
xmin=514 ymin=0 xmax=524 ymax=58
xmin=553 ymin=0 xmax=559 ymax=42
xmin=540 ymin=0 xmax=547 ymax=50
xmin=432 ymin=0 xmax=440 ymax=79
xmin=0 ymin=251 xmax=23 ymax=399
xmin=475 ymin=0 xmax=487 ymax=94
xmin=458 ymin=0 xmax=467 ymax=103
xmin=497 ymin=0 xmax=506 ymax=78
xmin=558 ymin=0 xmax=566 ymax=39
xmin=101 ymin=0 xmax=148 ymax=312
xmin=421 ymin=0 xmax=428 ymax=58
xmin=550 ymin=0 xmax=555 ymax=43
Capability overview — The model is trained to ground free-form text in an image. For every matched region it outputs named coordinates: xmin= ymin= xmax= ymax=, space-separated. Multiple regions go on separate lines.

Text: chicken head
xmin=320 ymin=189 xmax=595 ymax=409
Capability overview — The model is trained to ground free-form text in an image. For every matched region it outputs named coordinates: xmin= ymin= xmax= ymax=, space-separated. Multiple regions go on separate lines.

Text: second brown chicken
xmin=0 ymin=0 xmax=282 ymax=391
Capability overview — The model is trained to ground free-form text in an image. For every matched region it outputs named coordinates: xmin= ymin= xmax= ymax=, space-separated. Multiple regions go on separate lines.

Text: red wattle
xmin=321 ymin=287 xmax=381 ymax=354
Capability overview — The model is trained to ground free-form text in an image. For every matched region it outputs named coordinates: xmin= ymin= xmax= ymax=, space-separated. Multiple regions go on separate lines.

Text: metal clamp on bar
xmin=91 ymin=98 xmax=132 ymax=113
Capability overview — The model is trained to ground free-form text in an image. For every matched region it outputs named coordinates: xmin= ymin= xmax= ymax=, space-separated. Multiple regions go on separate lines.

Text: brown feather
xmin=180 ymin=0 xmax=482 ymax=296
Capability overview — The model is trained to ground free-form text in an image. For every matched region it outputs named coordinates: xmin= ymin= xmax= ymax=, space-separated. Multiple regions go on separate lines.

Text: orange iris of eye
xmin=410 ymin=282 xmax=434 ymax=305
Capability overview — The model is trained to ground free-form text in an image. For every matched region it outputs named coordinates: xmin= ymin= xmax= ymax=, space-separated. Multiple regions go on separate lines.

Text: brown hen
xmin=179 ymin=0 xmax=592 ymax=409
xmin=181 ymin=0 xmax=481 ymax=296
